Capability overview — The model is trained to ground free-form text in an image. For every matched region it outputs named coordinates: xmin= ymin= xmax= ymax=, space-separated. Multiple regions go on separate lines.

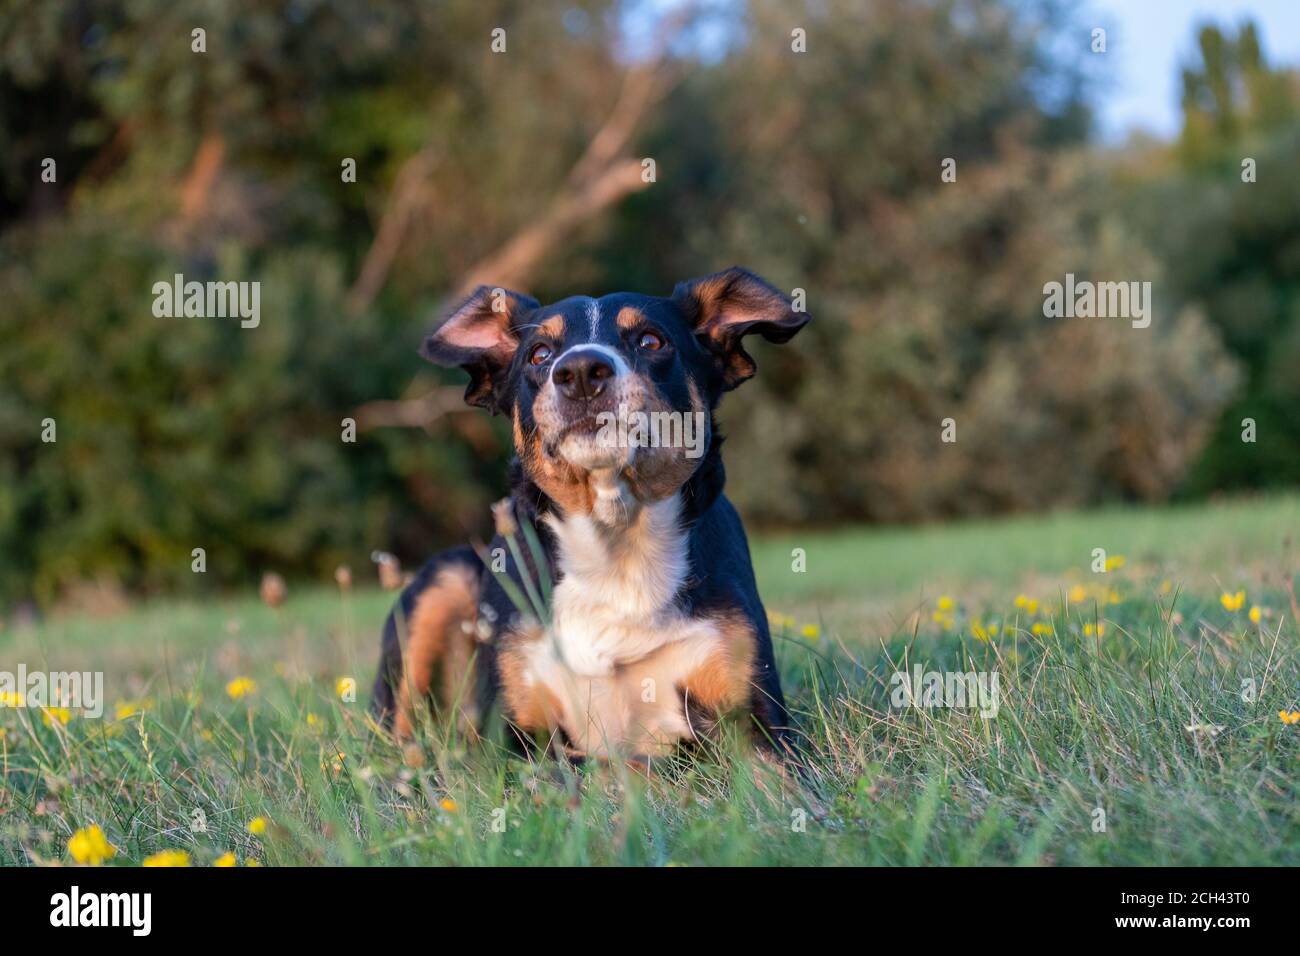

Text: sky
xmin=1088 ymin=0 xmax=1300 ymax=142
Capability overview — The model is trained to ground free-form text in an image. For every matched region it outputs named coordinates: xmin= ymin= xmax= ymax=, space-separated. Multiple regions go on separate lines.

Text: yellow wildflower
xmin=1220 ymin=590 xmax=1246 ymax=612
xmin=1013 ymin=595 xmax=1039 ymax=614
xmin=936 ymin=596 xmax=955 ymax=612
xmin=1249 ymin=606 xmax=1262 ymax=625
xmin=0 ymin=690 xmax=24 ymax=708
xmin=970 ymin=620 xmax=990 ymax=642
xmin=67 ymin=825 xmax=117 ymax=866
xmin=800 ymin=623 xmax=820 ymax=640
xmin=306 ymin=712 xmax=320 ymax=727
xmin=225 ymin=677 xmax=256 ymax=700
xmin=114 ymin=698 xmax=151 ymax=720
xmin=1031 ymin=621 xmax=1052 ymax=636
xmin=439 ymin=798 xmax=458 ymax=813
xmin=1104 ymin=555 xmax=1125 ymax=572
xmin=1068 ymin=585 xmax=1087 ymax=604
xmin=213 ymin=852 xmax=237 ymax=867
xmin=248 ymin=816 xmax=269 ymax=836
xmin=1279 ymin=710 xmax=1300 ymax=726
xmin=1083 ymin=622 xmax=1106 ymax=638
xmin=42 ymin=706 xmax=73 ymax=726
xmin=142 ymin=849 xmax=190 ymax=867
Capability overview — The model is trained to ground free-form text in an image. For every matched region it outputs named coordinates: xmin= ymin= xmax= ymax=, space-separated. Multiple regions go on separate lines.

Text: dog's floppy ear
xmin=672 ymin=267 xmax=810 ymax=390
xmin=420 ymin=285 xmax=539 ymax=411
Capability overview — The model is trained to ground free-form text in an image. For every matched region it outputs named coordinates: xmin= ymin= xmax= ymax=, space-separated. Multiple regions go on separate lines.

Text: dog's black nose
xmin=553 ymin=350 xmax=614 ymax=402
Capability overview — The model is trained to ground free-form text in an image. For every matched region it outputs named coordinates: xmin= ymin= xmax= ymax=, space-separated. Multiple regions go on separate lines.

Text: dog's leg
xmin=372 ymin=547 xmax=482 ymax=741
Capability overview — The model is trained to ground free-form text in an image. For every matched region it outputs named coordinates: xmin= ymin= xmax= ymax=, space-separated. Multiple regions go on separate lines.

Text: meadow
xmin=2 ymin=494 xmax=1298 ymax=866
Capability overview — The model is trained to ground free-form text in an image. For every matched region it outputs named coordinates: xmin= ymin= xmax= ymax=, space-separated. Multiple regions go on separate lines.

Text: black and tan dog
xmin=371 ymin=267 xmax=809 ymax=761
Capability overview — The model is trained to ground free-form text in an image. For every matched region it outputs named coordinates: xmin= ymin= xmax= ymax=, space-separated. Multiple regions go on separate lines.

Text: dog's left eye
xmin=528 ymin=343 xmax=553 ymax=366
xmin=637 ymin=330 xmax=664 ymax=351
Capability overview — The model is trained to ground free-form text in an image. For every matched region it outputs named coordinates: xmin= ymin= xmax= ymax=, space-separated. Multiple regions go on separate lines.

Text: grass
xmin=2 ymin=494 xmax=1299 ymax=866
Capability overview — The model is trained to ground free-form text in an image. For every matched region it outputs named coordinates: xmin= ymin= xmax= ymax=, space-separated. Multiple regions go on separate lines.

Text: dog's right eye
xmin=528 ymin=343 xmax=553 ymax=366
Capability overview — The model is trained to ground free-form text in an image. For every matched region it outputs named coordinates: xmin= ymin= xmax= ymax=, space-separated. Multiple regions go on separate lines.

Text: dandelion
xmin=1104 ymin=555 xmax=1125 ymax=572
xmin=1279 ymin=710 xmax=1300 ymax=725
xmin=1014 ymin=595 xmax=1038 ymax=615
xmin=142 ymin=849 xmax=190 ymax=867
xmin=335 ymin=677 xmax=354 ymax=700
xmin=225 ymin=677 xmax=256 ymax=700
xmin=800 ymin=623 xmax=820 ymax=640
xmin=248 ymin=816 xmax=268 ymax=836
xmin=936 ymin=595 xmax=955 ymax=612
xmin=306 ymin=712 xmax=320 ymax=727
xmin=1083 ymin=622 xmax=1106 ymax=638
xmin=1220 ymin=590 xmax=1246 ymax=612
xmin=67 ymin=825 xmax=116 ymax=866
xmin=439 ymin=798 xmax=459 ymax=813
xmin=213 ymin=852 xmax=237 ymax=867
xmin=1067 ymin=585 xmax=1087 ymax=604
xmin=1031 ymin=621 xmax=1052 ymax=636
xmin=970 ymin=620 xmax=990 ymax=642
xmin=1249 ymin=606 xmax=1262 ymax=625
xmin=41 ymin=706 xmax=73 ymax=726
xmin=0 ymin=690 xmax=24 ymax=708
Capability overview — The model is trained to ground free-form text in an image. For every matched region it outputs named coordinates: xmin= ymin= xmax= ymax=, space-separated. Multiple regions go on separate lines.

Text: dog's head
xmin=420 ymin=267 xmax=809 ymax=516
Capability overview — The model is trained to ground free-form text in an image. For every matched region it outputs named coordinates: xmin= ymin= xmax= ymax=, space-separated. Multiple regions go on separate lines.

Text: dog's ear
xmin=420 ymin=285 xmax=539 ymax=411
xmin=672 ymin=267 xmax=810 ymax=390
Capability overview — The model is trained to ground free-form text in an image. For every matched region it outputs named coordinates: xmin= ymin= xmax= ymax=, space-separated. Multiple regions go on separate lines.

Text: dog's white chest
xmin=544 ymin=493 xmax=694 ymax=675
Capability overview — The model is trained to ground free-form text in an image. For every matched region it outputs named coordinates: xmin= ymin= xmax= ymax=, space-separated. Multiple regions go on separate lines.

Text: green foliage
xmin=1126 ymin=22 xmax=1300 ymax=495
xmin=0 ymin=2 xmax=1288 ymax=603
xmin=0 ymin=218 xmax=502 ymax=602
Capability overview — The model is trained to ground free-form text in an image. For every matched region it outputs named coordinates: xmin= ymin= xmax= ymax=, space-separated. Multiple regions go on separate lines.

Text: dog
xmin=371 ymin=267 xmax=810 ymax=763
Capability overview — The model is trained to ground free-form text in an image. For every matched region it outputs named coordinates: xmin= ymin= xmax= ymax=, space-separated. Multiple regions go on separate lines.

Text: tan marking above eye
xmin=539 ymin=315 xmax=566 ymax=337
xmin=615 ymin=306 xmax=647 ymax=331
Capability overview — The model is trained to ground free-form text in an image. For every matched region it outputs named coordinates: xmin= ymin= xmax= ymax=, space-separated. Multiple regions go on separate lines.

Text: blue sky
xmin=1088 ymin=0 xmax=1300 ymax=141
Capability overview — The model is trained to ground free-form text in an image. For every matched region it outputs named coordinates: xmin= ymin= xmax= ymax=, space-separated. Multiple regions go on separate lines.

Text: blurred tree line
xmin=0 ymin=0 xmax=1290 ymax=606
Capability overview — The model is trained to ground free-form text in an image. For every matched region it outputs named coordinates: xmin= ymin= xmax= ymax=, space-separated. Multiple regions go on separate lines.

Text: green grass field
xmin=3 ymin=494 xmax=1299 ymax=866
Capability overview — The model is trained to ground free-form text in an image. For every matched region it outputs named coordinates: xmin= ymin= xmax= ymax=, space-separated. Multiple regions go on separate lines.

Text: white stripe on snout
xmin=586 ymin=297 xmax=601 ymax=337
xmin=548 ymin=343 xmax=629 ymax=384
